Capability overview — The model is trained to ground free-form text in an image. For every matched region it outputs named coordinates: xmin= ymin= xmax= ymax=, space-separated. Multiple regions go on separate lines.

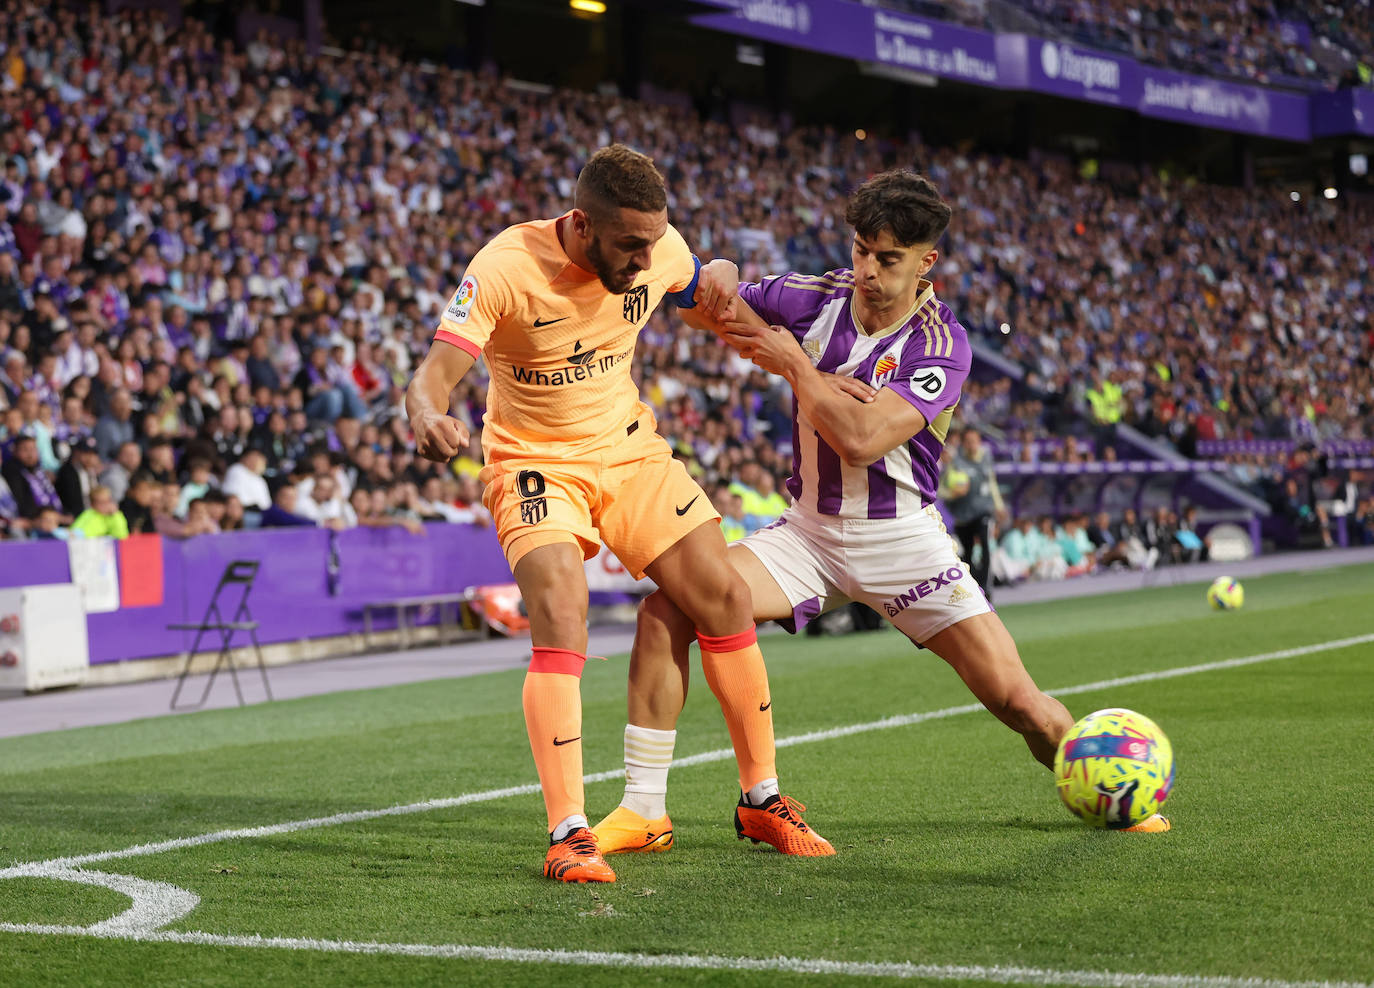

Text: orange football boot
xmin=734 ymin=794 xmax=836 ymax=856
xmin=591 ymin=806 xmax=674 ymax=854
xmin=1122 ymin=813 xmax=1172 ymax=833
xmin=543 ymin=827 xmax=616 ymax=883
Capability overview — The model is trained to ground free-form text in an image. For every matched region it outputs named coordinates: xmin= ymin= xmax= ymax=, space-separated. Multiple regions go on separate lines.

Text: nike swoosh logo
xmin=534 ymin=317 xmax=569 ymax=328
xmin=552 ymin=735 xmax=580 ymax=746
xmin=675 ymin=495 xmax=700 ymax=516
xmin=759 ymin=700 xmax=772 ymax=712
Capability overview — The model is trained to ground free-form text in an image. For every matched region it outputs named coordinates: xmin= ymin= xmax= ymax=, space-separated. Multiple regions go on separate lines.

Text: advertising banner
xmin=693 ymin=1 xmax=1001 ymax=86
xmin=999 ymin=34 xmax=1140 ymax=107
xmin=1137 ymin=66 xmax=1311 ymax=141
xmin=696 ymin=1 xmax=1316 ymax=142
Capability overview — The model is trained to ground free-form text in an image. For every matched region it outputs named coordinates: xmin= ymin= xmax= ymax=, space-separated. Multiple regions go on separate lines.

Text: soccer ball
xmin=1207 ymin=576 xmax=1244 ymax=610
xmin=1054 ymin=708 xmax=1174 ymax=829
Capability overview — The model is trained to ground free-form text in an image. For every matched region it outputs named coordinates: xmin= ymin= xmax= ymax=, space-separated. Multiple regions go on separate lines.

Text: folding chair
xmin=168 ymin=559 xmax=273 ymax=710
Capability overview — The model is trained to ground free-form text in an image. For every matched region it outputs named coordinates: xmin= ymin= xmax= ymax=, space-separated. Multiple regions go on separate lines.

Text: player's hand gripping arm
xmin=724 ymin=322 xmax=925 ymax=468
xmin=406 ymin=343 xmax=477 ymax=462
xmin=681 ymin=269 xmax=876 ymax=404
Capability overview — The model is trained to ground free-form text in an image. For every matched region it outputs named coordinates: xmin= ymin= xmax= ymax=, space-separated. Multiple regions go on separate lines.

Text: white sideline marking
xmin=0 ymin=924 xmax=1368 ymax=988
xmin=1 ymin=631 xmax=1371 ymax=987
xmin=8 ymin=630 xmax=1369 ymax=874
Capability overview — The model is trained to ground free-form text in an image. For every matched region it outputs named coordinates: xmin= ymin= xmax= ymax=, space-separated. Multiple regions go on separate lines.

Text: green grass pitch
xmin=1 ymin=564 xmax=1372 ymax=987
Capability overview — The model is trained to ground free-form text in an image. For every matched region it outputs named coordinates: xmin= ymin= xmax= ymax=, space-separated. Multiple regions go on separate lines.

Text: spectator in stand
xmin=120 ymin=472 xmax=159 ymax=535
xmin=991 ymin=516 xmax=1033 ymax=585
xmin=99 ymin=441 xmax=143 ymax=505
xmin=93 ymin=389 xmax=135 ymax=461
xmin=175 ymin=458 xmax=216 ymax=518
xmin=1052 ymin=516 xmax=1094 ymax=577
xmin=712 ymin=483 xmax=749 ymax=543
xmin=350 ymin=486 xmax=425 ymax=535
xmin=178 ymin=498 xmax=220 ymax=537
xmin=222 ymin=448 xmax=271 ymax=513
xmin=295 ymin=473 xmax=356 ymax=530
xmin=55 ymin=436 xmax=101 ymax=516
xmin=0 ymin=445 xmax=26 ymax=539
xmin=260 ymin=482 xmax=317 ymax=528
xmin=71 ymin=485 xmax=128 ymax=539
xmin=2 ymin=435 xmax=67 ymax=523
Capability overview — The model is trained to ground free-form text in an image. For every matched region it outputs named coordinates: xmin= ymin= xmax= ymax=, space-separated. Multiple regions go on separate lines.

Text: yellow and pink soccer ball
xmin=1207 ymin=576 xmax=1244 ymax=610
xmin=1054 ymin=708 xmax=1174 ymax=829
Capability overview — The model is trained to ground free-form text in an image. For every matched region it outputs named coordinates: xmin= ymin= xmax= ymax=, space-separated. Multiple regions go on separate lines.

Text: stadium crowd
xmin=876 ymin=0 xmax=1373 ymax=91
xmin=0 ymin=4 xmax=1369 ymax=559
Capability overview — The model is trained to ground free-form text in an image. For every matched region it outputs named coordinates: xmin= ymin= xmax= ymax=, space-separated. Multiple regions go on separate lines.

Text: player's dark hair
xmin=575 ymin=144 xmax=667 ymax=221
xmin=845 ymin=170 xmax=951 ymax=247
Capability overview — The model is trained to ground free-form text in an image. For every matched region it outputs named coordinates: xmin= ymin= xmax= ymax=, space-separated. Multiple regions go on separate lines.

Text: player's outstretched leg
xmin=593 ymin=589 xmax=691 ymax=854
xmin=644 ymin=524 xmax=834 ymax=857
xmin=516 ymin=544 xmax=615 ymax=882
xmin=922 ymin=613 xmax=1169 ymax=833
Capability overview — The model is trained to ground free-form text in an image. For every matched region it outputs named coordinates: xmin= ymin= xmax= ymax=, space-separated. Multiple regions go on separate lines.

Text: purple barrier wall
xmin=0 ymin=541 xmax=73 ymax=588
xmin=1 ymin=524 xmax=513 ymax=665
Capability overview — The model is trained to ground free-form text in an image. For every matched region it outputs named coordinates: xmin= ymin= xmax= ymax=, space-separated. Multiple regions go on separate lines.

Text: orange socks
xmin=697 ymin=627 xmax=777 ymax=792
xmin=523 ymin=648 xmax=587 ymax=833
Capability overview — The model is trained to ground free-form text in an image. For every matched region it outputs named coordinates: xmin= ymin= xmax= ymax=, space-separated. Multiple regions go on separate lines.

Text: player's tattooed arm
xmin=725 ymin=322 xmax=923 ymax=468
xmin=406 ymin=341 xmax=477 ymax=462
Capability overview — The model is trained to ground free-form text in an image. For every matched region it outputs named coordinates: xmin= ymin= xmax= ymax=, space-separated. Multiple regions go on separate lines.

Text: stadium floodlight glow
xmin=1289 ymin=191 xmax=1301 ymax=202
xmin=1324 ymin=187 xmax=1338 ymax=199
xmin=570 ymin=0 xmax=606 ymax=12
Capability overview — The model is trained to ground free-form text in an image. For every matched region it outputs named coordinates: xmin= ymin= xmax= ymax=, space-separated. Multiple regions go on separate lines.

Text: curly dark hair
xmin=575 ymin=144 xmax=667 ymax=221
xmin=845 ymin=170 xmax=952 ymax=247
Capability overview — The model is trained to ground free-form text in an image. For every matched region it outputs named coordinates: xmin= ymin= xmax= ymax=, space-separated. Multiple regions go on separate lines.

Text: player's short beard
xmin=586 ymin=235 xmax=639 ymax=294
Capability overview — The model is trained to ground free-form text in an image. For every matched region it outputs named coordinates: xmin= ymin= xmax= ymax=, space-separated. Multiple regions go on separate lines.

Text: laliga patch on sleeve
xmin=446 ymin=273 xmax=478 ymax=323
xmin=909 ymin=366 xmax=947 ymax=400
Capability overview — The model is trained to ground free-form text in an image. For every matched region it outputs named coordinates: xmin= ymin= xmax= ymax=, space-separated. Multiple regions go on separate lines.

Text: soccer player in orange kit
xmin=406 ymin=145 xmax=833 ymax=884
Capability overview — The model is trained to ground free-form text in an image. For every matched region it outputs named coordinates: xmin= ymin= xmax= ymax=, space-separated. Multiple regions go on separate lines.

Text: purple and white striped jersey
xmin=738 ymin=269 xmax=971 ymax=520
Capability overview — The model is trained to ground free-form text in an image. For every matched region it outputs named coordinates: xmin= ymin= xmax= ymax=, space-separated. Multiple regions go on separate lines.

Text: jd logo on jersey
xmin=622 ymin=285 xmax=649 ymax=324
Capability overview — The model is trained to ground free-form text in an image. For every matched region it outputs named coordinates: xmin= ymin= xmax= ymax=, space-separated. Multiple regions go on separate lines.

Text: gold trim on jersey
xmin=783 ymin=271 xmax=856 ymax=293
xmin=926 ymin=399 xmax=958 ymax=443
xmin=913 ymin=283 xmax=952 ymax=358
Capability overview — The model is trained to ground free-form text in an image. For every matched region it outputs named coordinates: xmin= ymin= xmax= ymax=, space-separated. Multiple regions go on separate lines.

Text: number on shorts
xmin=517 ymin=470 xmax=546 ymax=499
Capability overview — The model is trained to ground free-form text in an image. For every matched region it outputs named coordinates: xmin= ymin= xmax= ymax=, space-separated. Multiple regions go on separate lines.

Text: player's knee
xmin=523 ymin=589 xmax=587 ymax=645
xmin=998 ymin=685 xmax=1055 ymax=740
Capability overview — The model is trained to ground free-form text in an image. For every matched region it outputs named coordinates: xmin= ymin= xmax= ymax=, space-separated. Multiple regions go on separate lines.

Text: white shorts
xmin=738 ymin=504 xmax=992 ymax=644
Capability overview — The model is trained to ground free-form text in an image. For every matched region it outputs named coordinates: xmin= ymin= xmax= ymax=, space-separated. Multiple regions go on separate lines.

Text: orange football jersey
xmin=435 ymin=214 xmax=696 ymax=451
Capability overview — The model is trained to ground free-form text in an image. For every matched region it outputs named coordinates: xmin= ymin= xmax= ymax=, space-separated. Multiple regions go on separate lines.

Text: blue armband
xmin=667 ymin=255 xmax=702 ymax=309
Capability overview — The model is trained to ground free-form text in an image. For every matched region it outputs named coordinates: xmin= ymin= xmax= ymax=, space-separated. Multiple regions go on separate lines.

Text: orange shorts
xmin=480 ymin=407 xmax=720 ymax=579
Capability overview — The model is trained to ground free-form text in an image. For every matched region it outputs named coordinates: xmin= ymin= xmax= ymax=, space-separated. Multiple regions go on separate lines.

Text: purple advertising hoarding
xmin=998 ymin=34 xmax=1139 ymax=107
xmin=693 ymin=1 xmax=1002 ymax=87
xmin=695 ymin=1 xmax=1315 ymax=142
xmin=1137 ymin=66 xmax=1311 ymax=142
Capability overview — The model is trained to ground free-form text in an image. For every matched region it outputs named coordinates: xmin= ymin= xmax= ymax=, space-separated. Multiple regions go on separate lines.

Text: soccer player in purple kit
xmin=594 ymin=170 xmax=1169 ymax=854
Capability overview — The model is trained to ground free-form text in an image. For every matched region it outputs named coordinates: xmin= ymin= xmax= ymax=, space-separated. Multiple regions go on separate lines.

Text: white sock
xmin=745 ymin=777 xmax=780 ymax=806
xmin=620 ymin=724 xmax=676 ymax=819
xmin=551 ymin=814 xmax=588 ymax=842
